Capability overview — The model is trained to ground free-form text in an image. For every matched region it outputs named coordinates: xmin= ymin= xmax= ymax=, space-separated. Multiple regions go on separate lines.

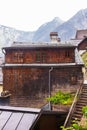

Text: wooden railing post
xmin=64 ymin=85 xmax=83 ymax=127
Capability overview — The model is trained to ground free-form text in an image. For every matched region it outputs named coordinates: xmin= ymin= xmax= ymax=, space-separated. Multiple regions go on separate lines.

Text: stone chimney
xmin=50 ymin=32 xmax=61 ymax=43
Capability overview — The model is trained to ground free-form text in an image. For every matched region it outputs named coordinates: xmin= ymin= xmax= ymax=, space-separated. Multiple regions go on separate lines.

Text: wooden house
xmin=1 ymin=32 xmax=84 ymax=98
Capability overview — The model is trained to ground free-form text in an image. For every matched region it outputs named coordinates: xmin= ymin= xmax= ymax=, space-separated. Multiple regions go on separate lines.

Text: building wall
xmin=5 ymin=48 xmax=75 ymax=64
xmin=78 ymin=39 xmax=87 ymax=50
xmin=3 ymin=66 xmax=83 ymax=97
xmin=75 ymin=30 xmax=87 ymax=40
xmin=2 ymin=46 xmax=84 ymax=98
xmin=30 ymin=112 xmax=68 ymax=130
xmin=33 ymin=114 xmax=58 ymax=130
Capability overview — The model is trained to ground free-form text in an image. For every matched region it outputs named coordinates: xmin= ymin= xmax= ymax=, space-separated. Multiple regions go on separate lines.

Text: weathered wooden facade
xmin=2 ymin=33 xmax=84 ymax=98
xmin=75 ymin=29 xmax=87 ymax=40
xmin=78 ymin=37 xmax=87 ymax=51
xmin=73 ymin=29 xmax=87 ymax=51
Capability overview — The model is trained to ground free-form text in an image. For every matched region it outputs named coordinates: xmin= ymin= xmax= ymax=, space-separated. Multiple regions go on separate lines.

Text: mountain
xmin=0 ymin=25 xmax=34 ymax=49
xmin=33 ymin=8 xmax=87 ymax=42
xmin=0 ymin=17 xmax=63 ymax=49
xmin=16 ymin=30 xmax=34 ymax=42
xmin=32 ymin=17 xmax=64 ymax=42
xmin=54 ymin=8 xmax=87 ymax=41
xmin=0 ymin=8 xmax=87 ymax=50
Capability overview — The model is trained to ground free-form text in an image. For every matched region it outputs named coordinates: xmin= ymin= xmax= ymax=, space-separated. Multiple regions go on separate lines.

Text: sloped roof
xmin=69 ymin=39 xmax=82 ymax=46
xmin=69 ymin=37 xmax=87 ymax=48
xmin=0 ymin=105 xmax=40 ymax=130
xmin=2 ymin=41 xmax=76 ymax=50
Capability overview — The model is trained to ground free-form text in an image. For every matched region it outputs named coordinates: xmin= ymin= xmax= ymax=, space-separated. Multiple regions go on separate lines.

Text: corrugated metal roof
xmin=0 ymin=105 xmax=40 ymax=130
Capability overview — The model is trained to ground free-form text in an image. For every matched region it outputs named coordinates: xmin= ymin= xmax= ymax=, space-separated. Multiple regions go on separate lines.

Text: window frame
xmin=14 ymin=52 xmax=24 ymax=63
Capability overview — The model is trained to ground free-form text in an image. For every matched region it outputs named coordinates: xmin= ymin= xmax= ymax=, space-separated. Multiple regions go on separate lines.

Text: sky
xmin=0 ymin=0 xmax=87 ymax=31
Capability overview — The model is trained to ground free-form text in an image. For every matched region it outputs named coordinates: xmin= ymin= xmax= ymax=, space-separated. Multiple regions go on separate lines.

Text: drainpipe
xmin=48 ymin=67 xmax=53 ymax=110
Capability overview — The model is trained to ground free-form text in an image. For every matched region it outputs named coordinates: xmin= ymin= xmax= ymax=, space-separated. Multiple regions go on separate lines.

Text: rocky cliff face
xmin=0 ymin=25 xmax=34 ymax=49
xmin=54 ymin=8 xmax=87 ymax=41
xmin=32 ymin=17 xmax=64 ymax=42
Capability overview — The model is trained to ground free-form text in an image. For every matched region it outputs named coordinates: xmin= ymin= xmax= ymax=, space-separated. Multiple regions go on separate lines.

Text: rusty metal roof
xmin=0 ymin=105 xmax=40 ymax=130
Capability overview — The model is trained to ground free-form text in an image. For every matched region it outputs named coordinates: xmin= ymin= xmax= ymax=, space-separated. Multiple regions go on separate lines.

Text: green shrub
xmin=46 ymin=90 xmax=74 ymax=105
xmin=82 ymin=52 xmax=87 ymax=67
xmin=82 ymin=106 xmax=87 ymax=118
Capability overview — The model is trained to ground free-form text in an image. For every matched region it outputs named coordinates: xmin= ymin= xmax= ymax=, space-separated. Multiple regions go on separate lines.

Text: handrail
xmin=64 ymin=85 xmax=83 ymax=127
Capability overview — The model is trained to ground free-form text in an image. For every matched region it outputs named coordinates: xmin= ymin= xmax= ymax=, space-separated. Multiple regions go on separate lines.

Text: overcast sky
xmin=0 ymin=0 xmax=87 ymax=31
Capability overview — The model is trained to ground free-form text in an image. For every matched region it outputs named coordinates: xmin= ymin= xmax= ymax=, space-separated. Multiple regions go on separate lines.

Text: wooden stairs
xmin=64 ymin=84 xmax=87 ymax=127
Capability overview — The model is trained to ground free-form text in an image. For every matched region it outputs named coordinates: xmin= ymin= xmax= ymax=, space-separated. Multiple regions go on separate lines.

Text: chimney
xmin=50 ymin=32 xmax=61 ymax=43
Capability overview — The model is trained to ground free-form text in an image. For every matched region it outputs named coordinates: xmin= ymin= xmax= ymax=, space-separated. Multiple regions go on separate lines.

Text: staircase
xmin=71 ymin=84 xmax=87 ymax=121
xmin=64 ymin=84 xmax=87 ymax=127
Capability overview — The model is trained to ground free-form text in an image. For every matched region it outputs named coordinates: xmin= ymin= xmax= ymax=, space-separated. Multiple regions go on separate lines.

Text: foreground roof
xmin=0 ymin=105 xmax=40 ymax=130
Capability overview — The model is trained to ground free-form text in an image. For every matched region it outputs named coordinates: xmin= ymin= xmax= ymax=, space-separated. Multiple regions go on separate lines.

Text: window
xmin=36 ymin=52 xmax=41 ymax=62
xmin=42 ymin=52 xmax=46 ymax=62
xmin=36 ymin=52 xmax=47 ymax=63
xmin=14 ymin=52 xmax=24 ymax=63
